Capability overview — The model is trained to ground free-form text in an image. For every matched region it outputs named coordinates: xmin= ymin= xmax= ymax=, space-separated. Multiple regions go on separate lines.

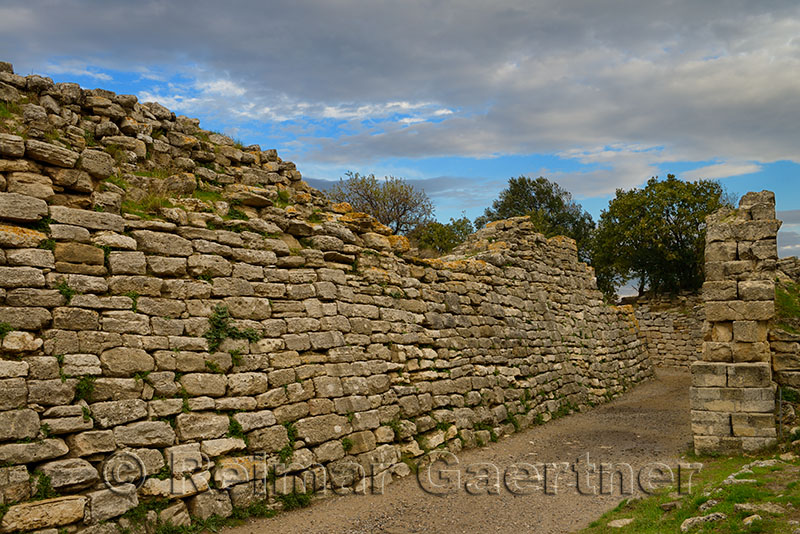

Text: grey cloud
xmin=779 ymin=229 xmax=800 ymax=258
xmin=778 ymin=210 xmax=800 ymax=225
xmin=3 ymin=1 xmax=800 ymax=197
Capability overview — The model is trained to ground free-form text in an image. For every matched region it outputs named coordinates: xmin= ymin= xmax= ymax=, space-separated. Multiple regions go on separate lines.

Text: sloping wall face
xmin=626 ymin=293 xmax=704 ymax=367
xmin=0 ymin=65 xmax=652 ymax=532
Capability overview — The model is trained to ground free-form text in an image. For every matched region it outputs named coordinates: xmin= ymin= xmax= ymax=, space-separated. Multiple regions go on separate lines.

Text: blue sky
xmin=3 ymin=1 xmax=798 ymax=255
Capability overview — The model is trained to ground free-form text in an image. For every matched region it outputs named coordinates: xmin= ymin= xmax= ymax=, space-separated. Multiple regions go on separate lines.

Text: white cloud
xmin=683 ymin=162 xmax=762 ymax=180
xmin=3 ymin=0 xmax=800 ymax=198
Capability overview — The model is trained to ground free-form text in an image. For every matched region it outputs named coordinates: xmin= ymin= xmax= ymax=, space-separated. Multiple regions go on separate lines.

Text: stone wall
xmin=0 ymin=64 xmax=653 ymax=533
xmin=778 ymin=257 xmax=800 ymax=282
xmin=624 ymin=293 xmax=703 ymax=367
xmin=690 ymin=191 xmax=781 ymax=454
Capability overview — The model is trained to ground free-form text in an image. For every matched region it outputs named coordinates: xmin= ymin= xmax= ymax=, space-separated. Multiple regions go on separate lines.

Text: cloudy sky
xmin=2 ymin=0 xmax=798 ymax=255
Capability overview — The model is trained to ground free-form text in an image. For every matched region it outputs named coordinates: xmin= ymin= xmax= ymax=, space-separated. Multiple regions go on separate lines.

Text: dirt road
xmin=224 ymin=368 xmax=691 ymax=534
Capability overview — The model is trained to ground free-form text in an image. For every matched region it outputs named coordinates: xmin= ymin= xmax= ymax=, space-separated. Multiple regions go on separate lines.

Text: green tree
xmin=592 ymin=175 xmax=728 ymax=300
xmin=410 ymin=216 xmax=474 ymax=254
xmin=328 ymin=171 xmax=434 ymax=234
xmin=475 ymin=176 xmax=595 ymax=262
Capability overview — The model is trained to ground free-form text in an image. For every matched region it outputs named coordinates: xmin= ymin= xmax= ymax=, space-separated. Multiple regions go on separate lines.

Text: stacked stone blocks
xmin=691 ymin=191 xmax=781 ymax=454
xmin=0 ymin=63 xmax=653 ymax=533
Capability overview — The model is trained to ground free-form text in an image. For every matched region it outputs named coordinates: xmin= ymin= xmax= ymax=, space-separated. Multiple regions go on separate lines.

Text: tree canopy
xmin=409 ymin=216 xmax=474 ymax=254
xmin=592 ymin=175 xmax=728 ymax=300
xmin=475 ymin=176 xmax=595 ymax=262
xmin=327 ymin=171 xmax=434 ymax=235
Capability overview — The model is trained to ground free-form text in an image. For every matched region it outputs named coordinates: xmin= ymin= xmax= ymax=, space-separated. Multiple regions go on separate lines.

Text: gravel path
xmin=224 ymin=368 xmax=691 ymax=534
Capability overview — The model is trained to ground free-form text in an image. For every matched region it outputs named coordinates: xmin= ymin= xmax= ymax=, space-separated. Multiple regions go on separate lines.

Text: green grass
xmin=55 ymin=281 xmax=76 ymax=304
xmin=193 ymin=190 xmax=223 ymax=203
xmin=0 ymin=322 xmax=13 ymax=340
xmin=121 ymin=194 xmax=175 ymax=219
xmin=274 ymin=189 xmax=291 ymax=208
xmin=74 ymin=376 xmax=96 ymax=402
xmin=776 ymin=280 xmax=800 ymax=334
xmin=0 ymin=101 xmax=20 ymax=120
xmin=104 ymin=174 xmax=129 ymax=191
xmin=133 ymin=168 xmax=171 ymax=179
xmin=203 ymin=304 xmax=262 ymax=352
xmin=580 ymin=452 xmax=800 ymax=534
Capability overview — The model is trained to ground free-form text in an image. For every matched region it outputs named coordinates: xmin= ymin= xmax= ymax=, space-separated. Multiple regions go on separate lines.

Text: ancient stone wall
xmin=624 ymin=293 xmax=703 ymax=367
xmin=690 ymin=191 xmax=781 ymax=454
xmin=0 ymin=64 xmax=653 ymax=533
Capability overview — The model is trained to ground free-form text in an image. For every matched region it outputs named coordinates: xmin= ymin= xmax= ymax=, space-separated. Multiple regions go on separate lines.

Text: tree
xmin=592 ymin=175 xmax=728 ymax=300
xmin=327 ymin=171 xmax=434 ymax=234
xmin=409 ymin=216 xmax=474 ymax=254
xmin=475 ymin=176 xmax=595 ymax=262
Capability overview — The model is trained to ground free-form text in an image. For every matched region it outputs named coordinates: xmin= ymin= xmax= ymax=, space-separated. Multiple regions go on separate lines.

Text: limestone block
xmin=100 ymin=347 xmax=154 ymax=377
xmin=49 ymin=206 xmax=125 ymax=232
xmin=294 ymin=414 xmax=351 ymax=445
xmin=113 ymin=422 xmax=175 ymax=447
xmin=24 ymin=139 xmax=79 ymax=167
xmin=0 ymin=409 xmax=39 ymax=441
xmin=132 ymin=230 xmax=192 ymax=256
xmin=246 ymin=425 xmax=288 ymax=453
xmin=85 ymin=484 xmax=139 ymax=523
xmin=180 ymin=374 xmax=227 ymax=397
xmin=0 ymin=192 xmax=48 ymax=222
xmin=90 ymin=399 xmax=148 ymax=428
xmin=731 ymin=413 xmax=777 ymax=437
xmin=0 ymin=266 xmax=45 ymax=288
xmin=0 ymin=439 xmax=69 ymax=464
xmin=108 ymin=251 xmax=147 ymax=275
xmin=0 ymin=495 xmax=86 ymax=532
xmin=738 ymin=280 xmax=774 ymax=301
xmin=187 ymin=489 xmax=232 ymax=520
xmin=727 ymin=363 xmax=771 ymax=388
xmin=38 ymin=458 xmax=98 ymax=491
xmin=175 ymin=412 xmax=229 ymax=441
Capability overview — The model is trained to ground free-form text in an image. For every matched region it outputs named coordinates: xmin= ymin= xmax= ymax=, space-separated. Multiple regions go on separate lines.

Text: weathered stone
xmin=0 ymin=439 xmax=69 ymax=464
xmin=5 ymin=248 xmax=54 ymax=268
xmin=0 ymin=224 xmax=46 ymax=248
xmin=7 ymin=171 xmax=54 ymax=200
xmin=107 ymin=251 xmax=147 ymax=275
xmin=180 ymin=373 xmax=227 ymax=397
xmin=132 ymin=230 xmax=193 ymax=256
xmin=0 ymin=266 xmax=45 ymax=288
xmin=100 ymin=347 xmax=155 ymax=377
xmin=113 ymin=421 xmax=175 ymax=447
xmin=295 ymin=414 xmax=352 ymax=445
xmin=0 ymin=193 xmax=48 ymax=222
xmin=85 ymin=484 xmax=138 ymax=524
xmin=38 ymin=458 xmax=98 ymax=491
xmin=0 ymin=134 xmax=24 ymax=158
xmin=226 ymin=372 xmax=269 ymax=396
xmin=78 ymin=149 xmax=115 ymax=179
xmin=49 ymin=206 xmax=125 ymax=232
xmin=175 ymin=412 xmax=229 ymax=441
xmin=2 ymin=331 xmax=43 ymax=352
xmin=0 ymin=378 xmax=27 ymax=410
xmin=52 ymin=307 xmax=100 ymax=330
xmin=246 ymin=425 xmax=288 ymax=452
xmin=24 ymin=139 xmax=79 ymax=168
xmin=200 ymin=438 xmax=246 ymax=457
xmin=91 ymin=399 xmax=148 ymax=428
xmin=232 ymin=410 xmax=277 ymax=432
xmin=54 ymin=242 xmax=105 ymax=265
xmin=158 ymin=501 xmax=191 ymax=527
xmin=0 ymin=409 xmax=39 ymax=441
xmin=0 ymin=495 xmax=86 ymax=532
xmin=187 ymin=489 xmax=232 ymax=520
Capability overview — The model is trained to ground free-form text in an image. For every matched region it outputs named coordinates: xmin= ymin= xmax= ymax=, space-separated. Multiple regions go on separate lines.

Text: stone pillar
xmin=691 ymin=191 xmax=781 ymax=454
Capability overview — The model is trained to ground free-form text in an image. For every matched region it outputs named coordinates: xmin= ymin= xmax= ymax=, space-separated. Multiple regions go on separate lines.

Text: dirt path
xmin=224 ymin=369 xmax=691 ymax=534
